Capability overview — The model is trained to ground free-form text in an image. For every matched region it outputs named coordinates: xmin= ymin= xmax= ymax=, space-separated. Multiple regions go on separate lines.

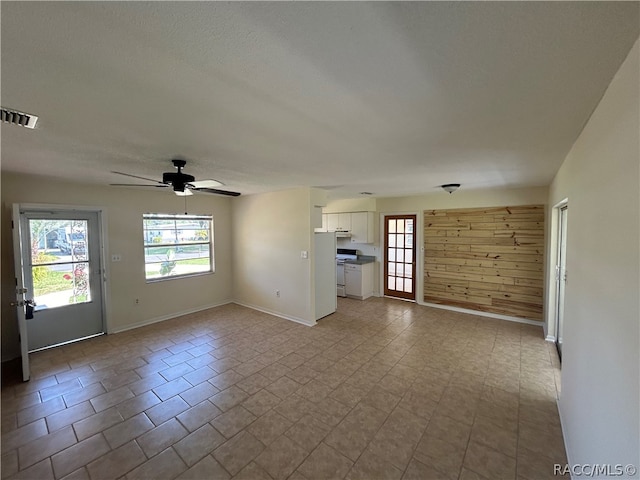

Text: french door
xmin=383 ymin=214 xmax=417 ymax=300
xmin=13 ymin=206 xmax=105 ymax=380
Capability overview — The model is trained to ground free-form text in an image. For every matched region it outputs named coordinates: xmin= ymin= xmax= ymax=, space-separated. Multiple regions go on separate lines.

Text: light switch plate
xmin=301 ymin=250 xmax=308 ymax=259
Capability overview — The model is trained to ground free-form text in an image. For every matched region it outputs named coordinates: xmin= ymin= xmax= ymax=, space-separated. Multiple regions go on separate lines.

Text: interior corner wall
xmin=548 ymin=39 xmax=639 ymax=467
xmin=1 ymin=172 xmax=233 ymax=361
xmin=231 ymin=188 xmax=314 ymax=325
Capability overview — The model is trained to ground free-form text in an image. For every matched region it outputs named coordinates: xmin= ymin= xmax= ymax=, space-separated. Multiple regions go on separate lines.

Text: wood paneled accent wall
xmin=424 ymin=205 xmax=544 ymax=321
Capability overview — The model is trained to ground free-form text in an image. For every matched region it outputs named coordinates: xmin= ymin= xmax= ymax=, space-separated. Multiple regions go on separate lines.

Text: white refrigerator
xmin=314 ymin=232 xmax=337 ymax=320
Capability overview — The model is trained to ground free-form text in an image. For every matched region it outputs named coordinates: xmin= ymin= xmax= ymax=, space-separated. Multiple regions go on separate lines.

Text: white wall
xmin=1 ymin=172 xmax=233 ymax=360
xmin=548 ymin=39 xmax=639 ymax=468
xmin=231 ymin=188 xmax=316 ymax=325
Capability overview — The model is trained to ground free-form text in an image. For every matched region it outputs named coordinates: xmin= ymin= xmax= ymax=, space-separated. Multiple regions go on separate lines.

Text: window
xmin=143 ymin=213 xmax=213 ymax=281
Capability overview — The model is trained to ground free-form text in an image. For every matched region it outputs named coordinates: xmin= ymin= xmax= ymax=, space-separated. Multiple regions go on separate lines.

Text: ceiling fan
xmin=111 ymin=159 xmax=240 ymax=197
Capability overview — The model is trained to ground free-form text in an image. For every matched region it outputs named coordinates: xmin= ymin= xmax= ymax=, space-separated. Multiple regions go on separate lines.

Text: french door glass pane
xmin=388 ymin=220 xmax=397 ymax=233
xmin=406 ymin=219 xmax=414 ymax=233
xmin=405 ymin=249 xmax=413 ymax=263
xmin=397 ymin=220 xmax=405 ymax=234
xmin=388 ymin=249 xmax=396 ymax=262
xmin=396 ymin=278 xmax=404 ymax=290
xmin=397 ymin=264 xmax=404 ymax=277
xmin=388 ymin=277 xmax=396 ymax=290
xmin=404 ymin=278 xmax=412 ymax=293
xmin=405 ymin=234 xmax=413 ymax=247
xmin=397 ymin=234 xmax=404 ymax=247
xmin=397 ymin=249 xmax=405 ymax=263
xmin=388 ymin=263 xmax=396 ymax=276
xmin=389 ymin=235 xmax=396 ymax=247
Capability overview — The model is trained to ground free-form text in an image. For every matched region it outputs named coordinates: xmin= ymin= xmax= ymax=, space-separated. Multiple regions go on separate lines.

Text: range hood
xmin=335 ymin=230 xmax=352 ymax=237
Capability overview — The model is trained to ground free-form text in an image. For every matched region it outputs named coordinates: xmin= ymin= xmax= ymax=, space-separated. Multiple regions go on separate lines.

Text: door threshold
xmin=383 ymin=295 xmax=416 ymax=303
xmin=29 ymin=332 xmax=105 ymax=354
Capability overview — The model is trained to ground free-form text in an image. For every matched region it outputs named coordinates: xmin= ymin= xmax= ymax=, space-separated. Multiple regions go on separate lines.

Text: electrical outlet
xmin=300 ymin=250 xmax=308 ymax=259
xmin=276 ymin=290 xmax=280 ymax=298
xmin=111 ymin=254 xmax=122 ymax=262
xmin=135 ymin=298 xmax=139 ymax=304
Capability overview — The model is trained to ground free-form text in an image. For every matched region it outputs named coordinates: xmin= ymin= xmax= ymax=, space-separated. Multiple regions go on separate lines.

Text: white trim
xmin=420 ymin=301 xmax=544 ymax=326
xmin=557 ymin=397 xmax=573 ymax=476
xmin=233 ymin=301 xmax=316 ymax=327
xmin=546 ymin=198 xmax=569 ymax=341
xmin=109 ymin=300 xmax=232 ymax=334
xmin=545 ymin=334 xmax=557 ymax=343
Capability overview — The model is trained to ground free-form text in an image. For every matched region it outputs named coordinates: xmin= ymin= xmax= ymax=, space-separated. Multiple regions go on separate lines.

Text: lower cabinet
xmin=344 ymin=263 xmax=374 ymax=300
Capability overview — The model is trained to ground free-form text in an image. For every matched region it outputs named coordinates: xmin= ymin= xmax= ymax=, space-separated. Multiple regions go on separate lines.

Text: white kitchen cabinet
xmin=344 ymin=262 xmax=374 ymax=300
xmin=327 ymin=213 xmax=351 ymax=232
xmin=350 ymin=212 xmax=374 ymax=244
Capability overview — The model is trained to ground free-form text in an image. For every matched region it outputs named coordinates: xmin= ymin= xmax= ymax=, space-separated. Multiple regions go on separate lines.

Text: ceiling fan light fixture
xmin=441 ymin=183 xmax=461 ymax=194
xmin=174 ymin=189 xmax=193 ymax=196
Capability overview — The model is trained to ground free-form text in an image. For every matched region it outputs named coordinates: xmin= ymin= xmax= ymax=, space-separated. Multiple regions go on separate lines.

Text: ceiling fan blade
xmin=111 ymin=171 xmax=165 ymax=184
xmin=191 ymin=187 xmax=241 ymax=197
xmin=189 ymin=179 xmax=224 ymax=188
xmin=110 ymin=183 xmax=169 ymax=188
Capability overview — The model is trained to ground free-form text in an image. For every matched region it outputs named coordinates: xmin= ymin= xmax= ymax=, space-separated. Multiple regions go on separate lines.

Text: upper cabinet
xmin=350 ymin=212 xmax=374 ymax=244
xmin=327 ymin=213 xmax=351 ymax=232
xmin=316 ymin=211 xmax=375 ymax=243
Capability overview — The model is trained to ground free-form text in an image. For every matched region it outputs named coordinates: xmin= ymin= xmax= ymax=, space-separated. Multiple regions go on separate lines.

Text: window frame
xmin=142 ymin=213 xmax=214 ymax=282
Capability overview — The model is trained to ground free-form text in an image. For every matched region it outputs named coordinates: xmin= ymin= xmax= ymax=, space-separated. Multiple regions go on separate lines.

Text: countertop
xmin=344 ymin=255 xmax=376 ymax=265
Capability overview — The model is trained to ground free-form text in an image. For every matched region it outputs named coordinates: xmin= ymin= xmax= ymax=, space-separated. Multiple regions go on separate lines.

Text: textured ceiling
xmin=1 ymin=2 xmax=638 ymax=198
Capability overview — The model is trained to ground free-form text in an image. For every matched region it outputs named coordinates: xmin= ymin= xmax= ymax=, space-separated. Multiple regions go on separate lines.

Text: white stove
xmin=336 ymin=249 xmax=357 ymax=297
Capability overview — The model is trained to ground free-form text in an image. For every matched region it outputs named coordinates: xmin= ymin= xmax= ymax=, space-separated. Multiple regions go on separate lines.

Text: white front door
xmin=13 ymin=206 xmax=105 ymax=373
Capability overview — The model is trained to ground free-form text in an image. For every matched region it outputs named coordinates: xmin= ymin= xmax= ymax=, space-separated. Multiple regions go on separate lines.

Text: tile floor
xmin=1 ymin=297 xmax=567 ymax=480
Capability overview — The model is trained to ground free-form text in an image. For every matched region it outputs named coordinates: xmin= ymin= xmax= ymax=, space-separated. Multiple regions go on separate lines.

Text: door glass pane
xmin=388 ymin=219 xmax=396 ymax=234
xmin=406 ymin=219 xmax=414 ymax=233
xmin=396 ymin=249 xmax=405 ymax=263
xmin=405 ymin=249 xmax=413 ymax=263
xmin=388 ymin=249 xmax=396 ymax=262
xmin=396 ymin=277 xmax=403 ymax=291
xmin=405 ymin=234 xmax=413 ymax=248
xmin=397 ymin=220 xmax=405 ymax=234
xmin=389 ymin=235 xmax=396 ymax=247
xmin=397 ymin=264 xmax=404 ymax=277
xmin=29 ymin=219 xmax=91 ymax=309
xmin=388 ymin=277 xmax=396 ymax=291
xmin=397 ymin=234 xmax=404 ymax=248
xmin=404 ymin=278 xmax=412 ymax=293
xmin=388 ymin=263 xmax=396 ymax=276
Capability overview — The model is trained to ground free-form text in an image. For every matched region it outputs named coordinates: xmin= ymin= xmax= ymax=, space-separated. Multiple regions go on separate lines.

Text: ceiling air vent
xmin=1 ymin=107 xmax=38 ymax=129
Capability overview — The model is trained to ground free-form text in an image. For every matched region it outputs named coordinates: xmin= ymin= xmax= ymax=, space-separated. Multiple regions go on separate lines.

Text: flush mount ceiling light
xmin=441 ymin=183 xmax=461 ymax=194
xmin=1 ymin=107 xmax=38 ymax=129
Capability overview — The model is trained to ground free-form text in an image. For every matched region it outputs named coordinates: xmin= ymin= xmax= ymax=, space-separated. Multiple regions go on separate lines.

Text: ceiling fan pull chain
xmin=184 ymin=194 xmax=188 ymax=215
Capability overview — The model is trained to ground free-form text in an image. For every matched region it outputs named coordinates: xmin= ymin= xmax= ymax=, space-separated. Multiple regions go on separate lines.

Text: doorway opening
xmin=555 ymin=204 xmax=568 ymax=360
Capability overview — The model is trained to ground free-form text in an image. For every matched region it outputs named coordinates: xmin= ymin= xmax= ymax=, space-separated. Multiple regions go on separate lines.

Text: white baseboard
xmin=109 ymin=299 xmax=233 ymax=334
xmin=545 ymin=334 xmax=557 ymax=342
xmin=556 ymin=397 xmax=573 ymax=476
xmin=233 ymin=301 xmax=316 ymax=327
xmin=419 ymin=301 xmax=544 ymax=327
